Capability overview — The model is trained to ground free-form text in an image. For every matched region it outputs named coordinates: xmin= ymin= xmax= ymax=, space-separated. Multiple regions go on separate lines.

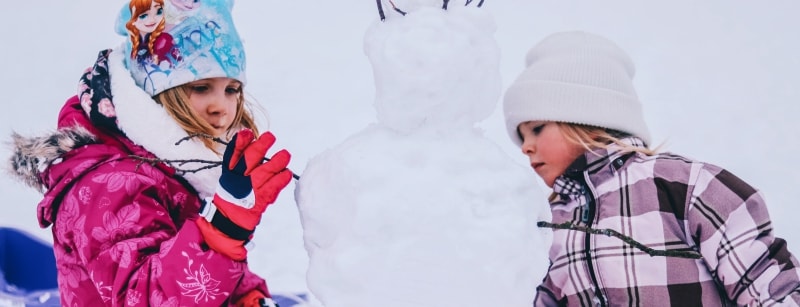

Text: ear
xmin=115 ymin=2 xmax=132 ymax=36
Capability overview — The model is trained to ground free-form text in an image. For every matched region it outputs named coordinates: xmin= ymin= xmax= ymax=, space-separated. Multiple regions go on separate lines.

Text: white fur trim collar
xmin=108 ymin=45 xmax=220 ymax=198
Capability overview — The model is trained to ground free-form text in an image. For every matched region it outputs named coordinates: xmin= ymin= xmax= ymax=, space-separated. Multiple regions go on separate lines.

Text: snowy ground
xmin=1 ymin=0 xmax=798 ymax=298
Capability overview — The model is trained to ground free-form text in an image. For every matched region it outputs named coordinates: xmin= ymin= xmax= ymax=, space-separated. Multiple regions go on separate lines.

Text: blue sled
xmin=0 ymin=227 xmax=60 ymax=307
xmin=0 ymin=227 xmax=309 ymax=307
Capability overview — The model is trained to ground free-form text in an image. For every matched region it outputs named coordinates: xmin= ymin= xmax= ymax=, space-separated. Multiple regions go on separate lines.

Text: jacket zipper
xmin=581 ymin=173 xmax=606 ymax=307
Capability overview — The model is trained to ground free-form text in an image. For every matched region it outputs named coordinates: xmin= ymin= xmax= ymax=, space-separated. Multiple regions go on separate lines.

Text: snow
xmin=1 ymin=0 xmax=799 ymax=305
xmin=295 ymin=5 xmax=550 ymax=306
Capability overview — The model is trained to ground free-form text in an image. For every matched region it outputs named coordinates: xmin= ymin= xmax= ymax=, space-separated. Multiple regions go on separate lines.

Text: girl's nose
xmin=206 ymin=94 xmax=227 ymax=115
xmin=521 ymin=138 xmax=536 ymax=155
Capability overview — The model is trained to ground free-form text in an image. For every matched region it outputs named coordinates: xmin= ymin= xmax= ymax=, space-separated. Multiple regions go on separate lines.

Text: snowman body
xmin=296 ymin=5 xmax=550 ymax=306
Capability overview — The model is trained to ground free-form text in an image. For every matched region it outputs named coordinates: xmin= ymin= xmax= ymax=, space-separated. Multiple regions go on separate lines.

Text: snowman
xmin=295 ymin=2 xmax=551 ymax=306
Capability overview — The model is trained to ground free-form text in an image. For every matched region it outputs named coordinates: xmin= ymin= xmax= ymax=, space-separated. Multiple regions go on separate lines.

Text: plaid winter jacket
xmin=534 ymin=137 xmax=800 ymax=307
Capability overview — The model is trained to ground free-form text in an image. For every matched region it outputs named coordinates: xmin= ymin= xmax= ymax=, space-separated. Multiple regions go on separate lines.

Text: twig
xmin=376 ymin=0 xmax=386 ymax=21
xmin=130 ymin=155 xmax=223 ymax=175
xmin=175 ymin=133 xmax=228 ymax=146
xmin=537 ymin=221 xmax=703 ymax=259
xmin=382 ymin=0 xmax=481 ymax=18
xmin=171 ymin=134 xmax=301 ymax=180
xmin=389 ymin=0 xmax=407 ymax=16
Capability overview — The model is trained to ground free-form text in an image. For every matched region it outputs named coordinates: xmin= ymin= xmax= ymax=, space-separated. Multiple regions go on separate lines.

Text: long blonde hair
xmin=153 ymin=85 xmax=260 ymax=155
xmin=556 ymin=122 xmax=660 ymax=156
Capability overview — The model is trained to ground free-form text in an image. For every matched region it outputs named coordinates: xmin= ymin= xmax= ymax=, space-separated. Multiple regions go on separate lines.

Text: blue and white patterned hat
xmin=115 ymin=0 xmax=246 ymax=96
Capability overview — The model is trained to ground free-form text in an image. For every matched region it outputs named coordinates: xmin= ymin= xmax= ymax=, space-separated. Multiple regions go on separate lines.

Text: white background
xmin=1 ymin=0 xmax=798 ymax=295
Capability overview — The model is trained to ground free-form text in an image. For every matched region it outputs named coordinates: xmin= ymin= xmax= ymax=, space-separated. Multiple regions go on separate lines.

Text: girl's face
xmin=185 ymin=78 xmax=242 ymax=137
xmin=518 ymin=121 xmax=586 ymax=187
xmin=133 ymin=1 xmax=164 ymax=34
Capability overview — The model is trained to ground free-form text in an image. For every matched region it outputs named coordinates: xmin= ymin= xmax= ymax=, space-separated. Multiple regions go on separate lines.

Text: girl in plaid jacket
xmin=503 ymin=31 xmax=800 ymax=306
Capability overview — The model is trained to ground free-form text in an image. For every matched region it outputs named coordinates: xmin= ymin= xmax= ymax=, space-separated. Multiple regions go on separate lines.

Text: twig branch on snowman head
xmin=376 ymin=0 xmax=485 ymax=21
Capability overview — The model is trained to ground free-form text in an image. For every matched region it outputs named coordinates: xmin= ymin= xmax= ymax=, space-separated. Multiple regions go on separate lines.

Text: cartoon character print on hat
xmin=117 ymin=0 xmax=247 ymax=96
xmin=165 ymin=0 xmax=202 ymax=27
xmin=169 ymin=0 xmax=202 ymax=11
xmin=126 ymin=0 xmax=182 ymax=67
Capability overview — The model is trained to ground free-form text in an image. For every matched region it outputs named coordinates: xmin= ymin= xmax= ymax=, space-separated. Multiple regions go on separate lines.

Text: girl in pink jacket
xmin=8 ymin=0 xmax=292 ymax=306
xmin=503 ymin=31 xmax=800 ymax=306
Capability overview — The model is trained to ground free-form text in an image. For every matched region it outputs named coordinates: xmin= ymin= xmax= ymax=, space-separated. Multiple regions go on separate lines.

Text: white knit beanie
xmin=503 ymin=31 xmax=651 ymax=146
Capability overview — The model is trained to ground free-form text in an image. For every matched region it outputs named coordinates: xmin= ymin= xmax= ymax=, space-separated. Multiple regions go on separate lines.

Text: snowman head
xmin=364 ymin=4 xmax=500 ymax=133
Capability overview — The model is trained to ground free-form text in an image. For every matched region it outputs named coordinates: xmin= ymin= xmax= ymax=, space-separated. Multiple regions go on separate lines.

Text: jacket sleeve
xmin=230 ymin=268 xmax=270 ymax=304
xmin=63 ymin=161 xmax=267 ymax=306
xmin=687 ymin=165 xmax=800 ymax=306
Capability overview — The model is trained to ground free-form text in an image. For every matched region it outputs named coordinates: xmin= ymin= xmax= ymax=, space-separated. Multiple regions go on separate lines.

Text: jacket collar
xmin=553 ymin=137 xmax=646 ymax=197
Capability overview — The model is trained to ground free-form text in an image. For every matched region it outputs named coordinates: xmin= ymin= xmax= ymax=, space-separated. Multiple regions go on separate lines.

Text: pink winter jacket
xmin=15 ymin=96 xmax=270 ymax=306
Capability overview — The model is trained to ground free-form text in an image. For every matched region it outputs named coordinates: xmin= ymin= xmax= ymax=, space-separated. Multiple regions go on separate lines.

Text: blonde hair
xmin=556 ymin=122 xmax=659 ymax=156
xmin=153 ymin=85 xmax=260 ymax=155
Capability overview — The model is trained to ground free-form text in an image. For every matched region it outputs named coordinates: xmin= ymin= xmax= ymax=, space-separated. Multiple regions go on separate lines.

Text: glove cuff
xmin=216 ymin=183 xmax=257 ymax=209
xmin=196 ymin=218 xmax=248 ymax=261
xmin=260 ymin=298 xmax=278 ymax=307
xmin=200 ymin=198 xmax=254 ymax=242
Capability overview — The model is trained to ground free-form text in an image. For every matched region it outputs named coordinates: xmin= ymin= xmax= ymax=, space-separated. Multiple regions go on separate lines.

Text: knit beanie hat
xmin=503 ymin=31 xmax=651 ymax=146
xmin=114 ymin=0 xmax=246 ymax=96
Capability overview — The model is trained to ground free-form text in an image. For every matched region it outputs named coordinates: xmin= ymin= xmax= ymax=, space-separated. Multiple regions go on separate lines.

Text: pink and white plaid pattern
xmin=535 ymin=137 xmax=800 ymax=306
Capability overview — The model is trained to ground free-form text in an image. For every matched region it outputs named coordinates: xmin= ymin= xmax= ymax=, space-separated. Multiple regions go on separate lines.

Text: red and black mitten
xmin=197 ymin=129 xmax=293 ymax=261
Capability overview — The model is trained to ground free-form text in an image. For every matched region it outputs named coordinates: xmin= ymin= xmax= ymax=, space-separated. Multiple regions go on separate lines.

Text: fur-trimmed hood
xmin=8 ymin=127 xmax=96 ymax=193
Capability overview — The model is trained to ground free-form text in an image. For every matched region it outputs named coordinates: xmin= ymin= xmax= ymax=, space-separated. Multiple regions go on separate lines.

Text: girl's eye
xmin=138 ymin=13 xmax=148 ymax=20
xmin=532 ymin=124 xmax=546 ymax=135
xmin=190 ymin=85 xmax=209 ymax=93
xmin=226 ymin=87 xmax=242 ymax=94
xmin=157 ymin=8 xmax=163 ymax=15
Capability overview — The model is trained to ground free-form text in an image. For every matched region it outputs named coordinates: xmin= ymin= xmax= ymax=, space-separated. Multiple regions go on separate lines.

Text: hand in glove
xmin=197 ymin=129 xmax=293 ymax=260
